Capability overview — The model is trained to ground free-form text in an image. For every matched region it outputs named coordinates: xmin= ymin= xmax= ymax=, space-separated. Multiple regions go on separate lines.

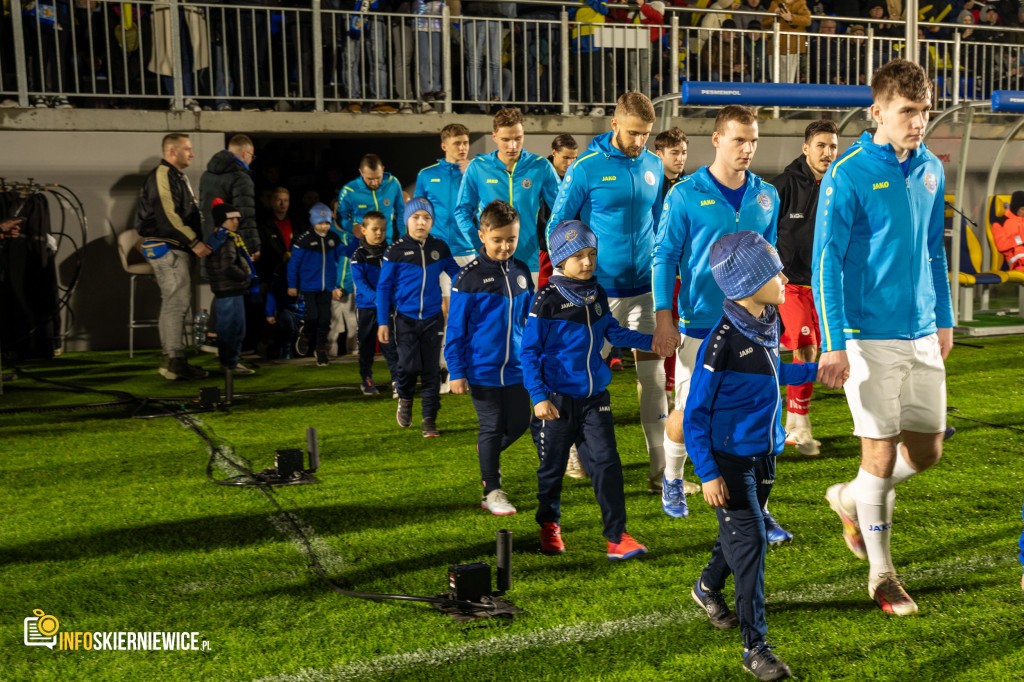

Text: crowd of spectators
xmin=3 ymin=0 xmax=1024 ymax=111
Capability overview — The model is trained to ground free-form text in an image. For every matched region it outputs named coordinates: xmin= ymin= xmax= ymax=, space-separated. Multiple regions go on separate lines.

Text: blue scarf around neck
xmin=550 ymin=274 xmax=598 ymax=307
xmin=722 ymin=298 xmax=779 ymax=348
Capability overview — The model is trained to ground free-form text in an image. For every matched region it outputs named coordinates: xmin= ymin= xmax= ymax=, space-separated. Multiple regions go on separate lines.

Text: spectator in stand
xmin=762 ymin=0 xmax=811 ymax=83
xmin=742 ymin=16 xmax=768 ymax=82
xmin=697 ymin=0 xmax=737 ymax=56
xmin=224 ymin=0 xmax=273 ymax=111
xmin=993 ymin=191 xmax=1024 ymax=272
xmin=342 ymin=0 xmax=397 ymax=113
xmin=963 ymin=0 xmax=987 ymax=23
xmin=415 ymin=0 xmax=449 ymax=113
xmin=24 ymin=0 xmax=72 ymax=108
xmin=807 ymin=18 xmax=852 ymax=84
xmin=518 ymin=0 xmax=562 ymax=113
xmin=920 ymin=0 xmax=957 ymax=38
xmin=391 ymin=0 xmax=417 ymax=114
xmin=701 ymin=19 xmax=750 ymax=81
xmin=637 ymin=0 xmax=668 ymax=95
xmin=149 ymin=0 xmax=208 ymax=112
xmin=866 ymin=0 xmax=902 ymax=37
xmin=980 ymin=3 xmax=1007 ymax=40
xmin=462 ymin=0 xmax=504 ymax=114
xmin=1009 ymin=3 xmax=1024 ymax=42
xmin=572 ymin=0 xmax=614 ymax=117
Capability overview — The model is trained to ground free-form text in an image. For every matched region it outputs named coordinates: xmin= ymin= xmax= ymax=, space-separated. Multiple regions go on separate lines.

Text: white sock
xmin=850 ymin=467 xmax=895 ymax=582
xmin=636 ymin=359 xmax=668 ymax=480
xmin=663 ymin=437 xmax=687 ymax=482
xmin=890 ymin=444 xmax=919 ymax=486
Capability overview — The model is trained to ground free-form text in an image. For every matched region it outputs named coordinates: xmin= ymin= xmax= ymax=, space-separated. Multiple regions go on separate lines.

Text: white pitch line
xmin=251 ymin=552 xmax=1015 ymax=682
xmin=268 ymin=513 xmax=347 ymax=575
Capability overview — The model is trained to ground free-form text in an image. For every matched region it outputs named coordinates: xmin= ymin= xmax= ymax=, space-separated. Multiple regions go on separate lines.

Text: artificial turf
xmin=2 ymin=336 xmax=1023 ymax=681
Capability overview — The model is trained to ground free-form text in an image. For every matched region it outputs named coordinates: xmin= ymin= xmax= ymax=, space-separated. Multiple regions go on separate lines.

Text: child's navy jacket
xmin=377 ymin=234 xmax=461 ymax=325
xmin=684 ymin=314 xmax=817 ymax=483
xmin=287 ymin=230 xmax=346 ymax=293
xmin=351 ymin=241 xmax=388 ymax=310
xmin=444 ymin=252 xmax=533 ymax=387
xmin=521 ymin=280 xmax=651 ymax=405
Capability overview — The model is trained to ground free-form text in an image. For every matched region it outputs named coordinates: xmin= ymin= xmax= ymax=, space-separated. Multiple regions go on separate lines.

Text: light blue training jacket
xmin=811 ymin=130 xmax=954 ymax=352
xmin=546 ymin=131 xmax=664 ymax=297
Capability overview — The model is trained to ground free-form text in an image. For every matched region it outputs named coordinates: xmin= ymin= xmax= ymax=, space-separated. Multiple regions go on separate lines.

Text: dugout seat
xmin=950 ymin=212 xmax=1006 ymax=321
xmin=985 ymin=194 xmax=1024 ymax=314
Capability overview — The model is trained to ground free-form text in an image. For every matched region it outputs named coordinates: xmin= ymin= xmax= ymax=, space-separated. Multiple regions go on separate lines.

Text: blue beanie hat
xmin=549 ymin=220 xmax=598 ymax=268
xmin=710 ymin=231 xmax=784 ymax=300
xmin=403 ymin=196 xmax=435 ymax=224
xmin=309 ymin=202 xmax=332 ymax=226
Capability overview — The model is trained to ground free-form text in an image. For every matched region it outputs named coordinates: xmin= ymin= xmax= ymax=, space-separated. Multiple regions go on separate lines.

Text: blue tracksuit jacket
xmin=546 ymin=132 xmax=664 ymax=297
xmin=444 ymin=253 xmax=534 ymax=387
xmin=652 ymin=168 xmax=779 ymax=331
xmin=521 ymin=281 xmax=653 ymax=404
xmin=415 ymin=159 xmax=471 ymax=257
xmin=812 ymin=131 xmax=954 ymax=352
xmin=684 ymin=314 xmax=818 ymax=483
xmin=377 ymin=234 xmax=461 ymax=325
xmin=336 ymin=173 xmax=406 ymax=240
xmin=287 ymin=230 xmax=347 ymax=293
xmin=454 ymin=150 xmax=560 ymax=270
xmin=351 ymin=242 xmax=389 ymax=310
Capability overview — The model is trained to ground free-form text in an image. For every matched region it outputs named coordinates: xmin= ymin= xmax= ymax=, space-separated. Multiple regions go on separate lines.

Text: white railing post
xmin=313 ymin=0 xmax=325 ymax=112
xmin=169 ymin=0 xmax=185 ymax=110
xmin=772 ymin=19 xmax=780 ymax=117
xmin=670 ymin=13 xmax=679 ymax=118
xmin=442 ymin=5 xmax=452 ymax=114
xmin=561 ymin=10 xmax=571 ymax=116
xmin=9 ymin=0 xmax=29 ymax=107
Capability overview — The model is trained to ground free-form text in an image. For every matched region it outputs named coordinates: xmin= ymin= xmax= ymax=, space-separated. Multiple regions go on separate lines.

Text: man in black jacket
xmin=769 ymin=118 xmax=838 ymax=456
xmin=199 ymin=134 xmax=259 ymax=256
xmin=135 ymin=133 xmax=212 ymax=380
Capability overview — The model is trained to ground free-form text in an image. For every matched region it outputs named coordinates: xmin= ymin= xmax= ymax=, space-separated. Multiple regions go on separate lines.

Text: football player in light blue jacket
xmin=815 ymin=59 xmax=954 ymax=619
xmin=454 ymin=107 xmax=560 ymax=274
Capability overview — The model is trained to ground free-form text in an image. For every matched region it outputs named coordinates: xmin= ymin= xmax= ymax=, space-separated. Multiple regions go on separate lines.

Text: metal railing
xmin=1 ymin=0 xmax=1021 ymax=112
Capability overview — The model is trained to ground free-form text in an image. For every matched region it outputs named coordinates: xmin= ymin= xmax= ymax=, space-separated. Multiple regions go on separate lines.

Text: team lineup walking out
xmin=161 ymin=69 xmax=970 ymax=680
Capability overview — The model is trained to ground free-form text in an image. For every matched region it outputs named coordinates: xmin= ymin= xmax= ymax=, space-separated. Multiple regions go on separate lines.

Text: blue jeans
xmin=466 ymin=20 xmax=502 ymax=102
xmin=417 ymin=31 xmax=442 ymax=94
xmin=215 ymin=294 xmax=246 ymax=368
xmin=700 ymin=451 xmax=775 ymax=651
xmin=532 ymin=390 xmax=627 ymax=542
xmin=345 ymin=18 xmax=389 ymax=100
xmin=161 ymin=10 xmax=197 ymax=97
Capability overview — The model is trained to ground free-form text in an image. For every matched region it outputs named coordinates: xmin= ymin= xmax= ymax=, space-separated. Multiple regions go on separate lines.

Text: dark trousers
xmin=357 ymin=307 xmax=400 ymax=382
xmin=301 ymin=291 xmax=332 ymax=350
xmin=215 ymin=294 xmax=245 ymax=368
xmin=700 ymin=452 xmax=775 ymax=651
xmin=394 ymin=312 xmax=444 ymax=419
xmin=532 ymin=390 xmax=627 ymax=542
xmin=470 ymin=383 xmax=531 ymax=494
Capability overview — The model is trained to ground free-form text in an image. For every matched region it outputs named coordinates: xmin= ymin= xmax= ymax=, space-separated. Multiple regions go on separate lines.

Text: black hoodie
xmin=769 ymin=154 xmax=822 ymax=286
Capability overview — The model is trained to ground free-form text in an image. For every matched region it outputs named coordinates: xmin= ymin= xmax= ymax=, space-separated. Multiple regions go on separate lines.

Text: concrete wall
xmin=1 ymin=123 xmax=1022 ymax=352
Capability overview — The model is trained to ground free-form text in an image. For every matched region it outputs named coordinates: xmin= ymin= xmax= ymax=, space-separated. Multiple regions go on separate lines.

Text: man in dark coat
xmin=199 ymin=134 xmax=260 ymax=256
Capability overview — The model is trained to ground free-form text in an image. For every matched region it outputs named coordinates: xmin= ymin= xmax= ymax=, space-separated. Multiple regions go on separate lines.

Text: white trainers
xmin=565 ymin=445 xmax=588 ymax=479
xmin=825 ymin=482 xmax=868 ymax=560
xmin=481 ymin=489 xmax=517 ymax=515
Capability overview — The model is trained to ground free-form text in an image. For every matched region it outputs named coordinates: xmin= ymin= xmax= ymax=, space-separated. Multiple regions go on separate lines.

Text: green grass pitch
xmin=2 ymin=336 xmax=1023 ymax=681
